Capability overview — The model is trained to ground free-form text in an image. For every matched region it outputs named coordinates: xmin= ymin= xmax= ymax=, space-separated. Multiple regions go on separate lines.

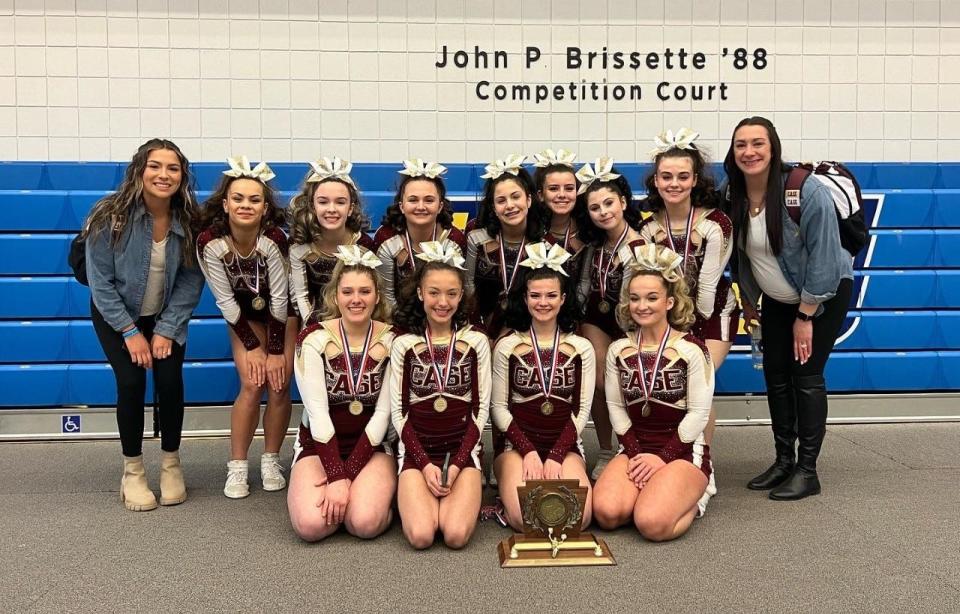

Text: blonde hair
xmin=615 ymin=269 xmax=696 ymax=333
xmin=318 ymin=261 xmax=391 ymax=322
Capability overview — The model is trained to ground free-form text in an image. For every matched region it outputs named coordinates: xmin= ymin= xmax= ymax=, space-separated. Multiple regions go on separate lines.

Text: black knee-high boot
xmin=747 ymin=373 xmax=797 ymax=490
xmin=769 ymin=374 xmax=826 ymax=500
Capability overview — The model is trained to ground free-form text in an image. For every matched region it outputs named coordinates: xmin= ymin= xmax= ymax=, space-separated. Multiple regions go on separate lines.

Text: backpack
xmin=784 ymin=161 xmax=868 ymax=257
xmin=68 ymin=215 xmax=124 ymax=286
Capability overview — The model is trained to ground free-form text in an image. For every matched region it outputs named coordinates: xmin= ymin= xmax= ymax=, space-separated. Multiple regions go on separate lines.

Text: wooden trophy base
xmin=497 ymin=533 xmax=616 ymax=568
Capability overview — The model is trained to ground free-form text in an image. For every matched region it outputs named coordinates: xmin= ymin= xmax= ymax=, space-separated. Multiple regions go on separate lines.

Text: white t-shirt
xmin=745 ymin=213 xmax=800 ymax=304
xmin=140 ymin=236 xmax=167 ymax=316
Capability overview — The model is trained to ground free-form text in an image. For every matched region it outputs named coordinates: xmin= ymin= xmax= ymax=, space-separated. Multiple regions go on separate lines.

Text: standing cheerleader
xmin=288 ymin=246 xmax=397 ymax=541
xmin=638 ymin=129 xmax=740 ymax=507
xmin=197 ymin=156 xmax=297 ymax=499
xmin=390 ymin=242 xmax=490 ymax=549
xmin=593 ymin=244 xmax=713 ymax=541
xmin=465 ymin=154 xmax=545 ymax=339
xmin=288 ymin=157 xmax=374 ymax=325
xmin=373 ymin=159 xmax=467 ymax=305
xmin=571 ymin=157 xmax=643 ymax=479
xmin=491 ymin=242 xmax=595 ymax=531
xmin=532 ymin=149 xmax=587 ymax=279
xmin=83 ymin=139 xmax=204 ymax=511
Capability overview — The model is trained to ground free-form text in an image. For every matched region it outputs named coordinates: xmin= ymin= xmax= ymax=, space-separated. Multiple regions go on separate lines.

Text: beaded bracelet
xmin=122 ymin=327 xmax=140 ymax=339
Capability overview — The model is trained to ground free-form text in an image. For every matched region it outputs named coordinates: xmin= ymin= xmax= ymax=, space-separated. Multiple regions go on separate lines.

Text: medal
xmin=596 ymin=224 xmax=629 ymax=312
xmin=497 ymin=234 xmax=526 ymax=301
xmin=403 ymin=224 xmax=438 ymax=271
xmin=664 ymin=206 xmax=695 ymax=275
xmin=339 ymin=319 xmax=374 ymax=417
xmin=251 ymin=296 xmax=266 ymax=311
xmin=232 ymin=237 xmax=266 ymax=309
xmin=636 ymin=325 xmax=671 ymax=417
xmin=425 ymin=324 xmax=458 ymax=412
xmin=529 ymin=325 xmax=561 ymax=417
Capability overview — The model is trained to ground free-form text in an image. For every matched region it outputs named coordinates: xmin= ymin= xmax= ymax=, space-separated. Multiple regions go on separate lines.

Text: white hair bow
xmin=519 ymin=242 xmax=571 ymax=276
xmin=223 ymin=155 xmax=276 ymax=182
xmin=415 ymin=240 xmax=466 ymax=270
xmin=480 ymin=154 xmax=527 ymax=180
xmin=649 ymin=128 xmax=700 ymax=157
xmin=532 ymin=149 xmax=576 ymax=169
xmin=630 ymin=243 xmax=685 ymax=283
xmin=399 ymin=158 xmax=447 ymax=179
xmin=333 ymin=244 xmax=382 ymax=269
xmin=307 ymin=156 xmax=356 ymax=188
xmin=575 ymin=156 xmax=620 ymax=195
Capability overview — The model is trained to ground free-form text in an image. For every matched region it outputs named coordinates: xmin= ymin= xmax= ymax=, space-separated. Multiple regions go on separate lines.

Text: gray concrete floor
xmin=1 ymin=423 xmax=958 ymax=613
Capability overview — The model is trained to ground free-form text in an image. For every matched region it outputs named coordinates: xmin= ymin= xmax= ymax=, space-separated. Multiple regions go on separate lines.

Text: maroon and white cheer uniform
xmin=543 ymin=228 xmax=588 ymax=280
xmin=292 ymin=321 xmax=395 ymax=482
xmin=638 ymin=209 xmax=740 ymax=342
xmin=605 ymin=332 xmax=714 ymax=499
xmin=289 ymin=232 xmax=375 ymax=324
xmin=490 ymin=331 xmax=595 ymax=462
xmin=576 ymin=237 xmax=642 ymax=339
xmin=197 ymin=226 xmax=289 ymax=354
xmin=464 ymin=228 xmax=526 ymax=339
xmin=389 ymin=326 xmax=491 ymax=473
xmin=372 ymin=225 xmax=467 ymax=305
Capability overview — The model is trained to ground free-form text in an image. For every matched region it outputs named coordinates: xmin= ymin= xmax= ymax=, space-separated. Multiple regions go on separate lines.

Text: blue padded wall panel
xmin=934 ymin=230 xmax=960 ymax=266
xmin=714 ymin=354 xmax=765 ymax=394
xmin=0 ymin=278 xmax=75 ymax=318
xmin=865 ymin=231 xmax=935 ymax=268
xmin=933 ymin=191 xmax=960 ymax=228
xmin=873 ymin=191 xmax=933 ymax=228
xmin=936 ymin=312 xmax=960 ymax=348
xmin=46 ymin=162 xmax=122 ymax=191
xmin=861 ymin=352 xmax=941 ymax=390
xmin=0 ymin=234 xmax=73 ymax=275
xmin=0 ymin=192 xmax=72 ymax=232
xmin=860 ymin=271 xmax=937 ymax=308
xmin=0 ymin=322 xmax=71 ymax=363
xmin=935 ymin=163 xmax=960 ymax=188
xmin=845 ymin=163 xmax=876 ymax=190
xmin=67 ymin=321 xmax=105 ymax=361
xmin=68 ymin=191 xmax=107 ymax=227
xmin=824 ymin=353 xmax=863 ymax=391
xmin=840 ymin=312 xmax=938 ymax=350
xmin=937 ymin=352 xmax=960 ymax=388
xmin=872 ymin=163 xmax=937 ymax=189
xmin=183 ymin=362 xmax=238 ymax=403
xmin=936 ymin=271 xmax=960 ymax=307
xmin=196 ymin=286 xmax=221 ymax=317
xmin=0 ymin=365 xmax=69 ymax=406
xmin=183 ymin=319 xmax=232 ymax=360
xmin=68 ymin=363 xmax=131 ymax=405
xmin=0 ymin=162 xmax=45 ymax=190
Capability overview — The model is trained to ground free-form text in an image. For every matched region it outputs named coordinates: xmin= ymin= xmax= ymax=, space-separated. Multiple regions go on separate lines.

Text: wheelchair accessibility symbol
xmin=61 ymin=415 xmax=81 ymax=434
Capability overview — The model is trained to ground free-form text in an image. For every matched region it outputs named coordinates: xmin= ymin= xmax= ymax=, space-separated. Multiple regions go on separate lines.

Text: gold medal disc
xmin=251 ymin=296 xmax=266 ymax=310
xmin=540 ymin=400 xmax=554 ymax=416
xmin=598 ymin=300 xmax=610 ymax=314
xmin=349 ymin=399 xmax=364 ymax=416
xmin=433 ymin=396 xmax=448 ymax=412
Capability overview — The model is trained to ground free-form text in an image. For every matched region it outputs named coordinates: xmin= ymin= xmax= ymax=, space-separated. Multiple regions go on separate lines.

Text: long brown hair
xmin=288 ymin=175 xmax=370 ymax=246
xmin=80 ymin=138 xmax=199 ymax=265
xmin=197 ymin=173 xmax=286 ymax=236
xmin=318 ymin=262 xmax=391 ymax=322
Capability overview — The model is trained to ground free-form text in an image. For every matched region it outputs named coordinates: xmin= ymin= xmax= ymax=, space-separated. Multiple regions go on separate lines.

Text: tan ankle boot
xmin=121 ymin=455 xmax=157 ymax=511
xmin=159 ymin=450 xmax=187 ymax=506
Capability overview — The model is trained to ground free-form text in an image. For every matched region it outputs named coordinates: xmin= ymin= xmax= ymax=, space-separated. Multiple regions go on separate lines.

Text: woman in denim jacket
xmin=83 ymin=139 xmax=204 ymax=511
xmin=724 ymin=117 xmax=853 ymax=501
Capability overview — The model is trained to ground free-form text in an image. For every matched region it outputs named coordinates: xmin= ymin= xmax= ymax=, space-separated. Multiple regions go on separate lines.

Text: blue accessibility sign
xmin=61 ymin=415 xmax=81 ymax=433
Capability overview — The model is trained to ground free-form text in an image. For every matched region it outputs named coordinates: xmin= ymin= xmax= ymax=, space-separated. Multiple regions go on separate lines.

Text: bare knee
xmin=291 ymin=514 xmax=335 ymax=543
xmin=403 ymin=522 xmax=436 ymax=550
xmin=592 ymin=497 xmax=627 ymax=530
xmin=238 ymin=380 xmax=266 ymax=398
xmin=634 ymin=510 xmax=674 ymax=542
xmin=442 ymin=523 xmax=474 ymax=550
xmin=346 ymin=508 xmax=392 ymax=539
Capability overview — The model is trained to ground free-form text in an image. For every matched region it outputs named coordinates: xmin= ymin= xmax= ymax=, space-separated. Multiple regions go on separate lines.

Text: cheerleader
xmin=197 ymin=156 xmax=297 ymax=499
xmin=491 ymin=242 xmax=595 ymax=531
xmin=638 ymin=129 xmax=739 ymax=508
xmin=390 ymin=242 xmax=490 ymax=549
xmin=571 ymin=157 xmax=643 ymax=480
xmin=373 ymin=159 xmax=467 ymax=305
xmin=288 ymin=246 xmax=396 ymax=541
xmin=593 ymin=244 xmax=713 ymax=542
xmin=288 ymin=157 xmax=374 ymax=325
xmin=465 ymin=154 xmax=546 ymax=339
xmin=532 ymin=149 xmax=587 ymax=279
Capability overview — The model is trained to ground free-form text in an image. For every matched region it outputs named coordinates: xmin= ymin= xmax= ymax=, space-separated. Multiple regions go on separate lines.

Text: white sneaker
xmin=591 ymin=449 xmax=615 ymax=481
xmin=696 ymin=464 xmax=718 ymax=517
xmin=486 ymin=467 xmax=497 ymax=488
xmin=224 ymin=460 xmax=250 ymax=499
xmin=260 ymin=452 xmax=287 ymax=492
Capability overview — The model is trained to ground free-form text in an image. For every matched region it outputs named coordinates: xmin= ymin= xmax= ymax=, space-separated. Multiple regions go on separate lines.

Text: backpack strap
xmin=784 ymin=165 xmax=812 ymax=226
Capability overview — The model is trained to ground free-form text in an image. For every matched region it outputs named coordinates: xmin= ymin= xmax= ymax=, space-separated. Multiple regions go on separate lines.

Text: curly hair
xmin=572 ymin=170 xmax=641 ymax=246
xmin=643 ymin=146 xmax=720 ymax=211
xmin=288 ymin=175 xmax=370 ymax=246
xmin=317 ymin=262 xmax=391 ymax=323
xmin=392 ymin=261 xmax=474 ymax=335
xmin=80 ymin=138 xmax=199 ymax=266
xmin=197 ymin=173 xmax=286 ymax=236
xmin=615 ymin=269 xmax=696 ymax=333
xmin=380 ymin=175 xmax=454 ymax=232
xmin=503 ymin=266 xmax=581 ymax=333
xmin=474 ymin=169 xmax=546 ymax=241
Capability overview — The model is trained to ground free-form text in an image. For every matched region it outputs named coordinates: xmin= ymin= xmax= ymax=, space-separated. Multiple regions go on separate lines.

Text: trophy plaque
xmin=497 ymin=479 xmax=615 ymax=568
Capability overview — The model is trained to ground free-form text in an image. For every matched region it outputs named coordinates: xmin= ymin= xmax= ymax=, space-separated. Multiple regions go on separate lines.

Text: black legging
xmin=91 ymin=303 xmax=187 ymax=457
xmin=760 ymin=278 xmax=853 ymax=378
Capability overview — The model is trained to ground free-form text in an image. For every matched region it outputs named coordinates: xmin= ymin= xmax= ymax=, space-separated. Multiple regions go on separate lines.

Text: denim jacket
xmin=86 ymin=201 xmax=204 ymax=344
xmin=729 ymin=173 xmax=854 ymax=316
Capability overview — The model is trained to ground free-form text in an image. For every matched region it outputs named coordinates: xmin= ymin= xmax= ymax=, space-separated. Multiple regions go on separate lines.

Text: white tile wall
xmin=2 ymin=0 xmax=958 ymax=160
